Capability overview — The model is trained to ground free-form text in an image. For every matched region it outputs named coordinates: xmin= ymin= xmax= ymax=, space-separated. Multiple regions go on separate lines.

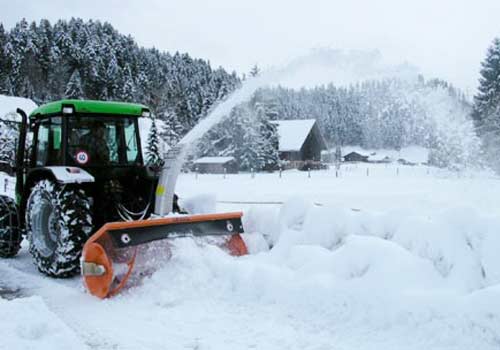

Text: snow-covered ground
xmin=2 ymin=164 xmax=500 ymax=349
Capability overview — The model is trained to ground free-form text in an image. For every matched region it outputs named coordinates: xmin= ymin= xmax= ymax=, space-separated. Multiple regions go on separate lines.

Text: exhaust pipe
xmin=15 ymin=108 xmax=28 ymax=197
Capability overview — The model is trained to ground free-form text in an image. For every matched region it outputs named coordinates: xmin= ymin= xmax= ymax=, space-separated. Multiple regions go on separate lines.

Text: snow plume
xmin=414 ymin=86 xmax=482 ymax=170
xmin=173 ymin=49 xmax=480 ymax=172
xmin=179 ymin=49 xmax=417 ymax=150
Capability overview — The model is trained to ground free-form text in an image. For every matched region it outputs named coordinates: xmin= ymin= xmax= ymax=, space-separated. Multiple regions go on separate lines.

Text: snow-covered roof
xmin=0 ymin=95 xmax=38 ymax=120
xmin=193 ymin=156 xmax=235 ymax=164
xmin=271 ymin=119 xmax=317 ymax=152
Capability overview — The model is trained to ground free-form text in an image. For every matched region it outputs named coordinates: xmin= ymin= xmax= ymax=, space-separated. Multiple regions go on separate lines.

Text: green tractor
xmin=0 ymin=99 xmax=248 ymax=295
xmin=0 ymin=100 xmax=160 ymax=277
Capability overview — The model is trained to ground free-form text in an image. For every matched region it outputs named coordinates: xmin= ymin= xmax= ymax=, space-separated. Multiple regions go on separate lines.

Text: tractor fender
xmin=26 ymin=167 xmax=94 ymax=187
xmin=43 ymin=166 xmax=95 ymax=184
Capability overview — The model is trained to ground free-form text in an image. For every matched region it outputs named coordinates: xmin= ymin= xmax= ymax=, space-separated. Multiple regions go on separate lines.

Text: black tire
xmin=25 ymin=179 xmax=93 ymax=277
xmin=0 ymin=195 xmax=22 ymax=258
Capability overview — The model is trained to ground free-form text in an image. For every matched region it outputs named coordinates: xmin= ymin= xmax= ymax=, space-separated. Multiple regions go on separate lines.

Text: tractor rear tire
xmin=26 ymin=179 xmax=93 ymax=277
xmin=0 ymin=195 xmax=22 ymax=258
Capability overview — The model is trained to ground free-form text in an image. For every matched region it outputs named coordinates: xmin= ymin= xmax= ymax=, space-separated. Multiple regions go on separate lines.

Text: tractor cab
xmin=29 ymin=100 xmax=148 ymax=169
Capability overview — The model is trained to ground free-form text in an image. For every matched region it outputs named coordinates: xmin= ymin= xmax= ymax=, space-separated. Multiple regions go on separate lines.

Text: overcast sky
xmin=1 ymin=0 xmax=499 ymax=92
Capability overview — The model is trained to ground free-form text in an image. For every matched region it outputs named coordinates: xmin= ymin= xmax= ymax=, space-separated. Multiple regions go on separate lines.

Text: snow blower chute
xmin=0 ymin=100 xmax=249 ymax=299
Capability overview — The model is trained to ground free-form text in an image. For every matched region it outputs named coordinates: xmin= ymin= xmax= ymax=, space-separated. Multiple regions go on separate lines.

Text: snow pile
xmin=262 ymin=199 xmax=500 ymax=293
xmin=0 ymin=296 xmax=88 ymax=350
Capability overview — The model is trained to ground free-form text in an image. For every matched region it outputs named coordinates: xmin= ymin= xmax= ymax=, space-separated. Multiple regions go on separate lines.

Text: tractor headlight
xmin=141 ymin=110 xmax=151 ymax=118
xmin=62 ymin=106 xmax=74 ymax=114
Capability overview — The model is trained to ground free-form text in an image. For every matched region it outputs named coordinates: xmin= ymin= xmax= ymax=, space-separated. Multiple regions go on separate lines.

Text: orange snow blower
xmin=82 ymin=212 xmax=247 ymax=299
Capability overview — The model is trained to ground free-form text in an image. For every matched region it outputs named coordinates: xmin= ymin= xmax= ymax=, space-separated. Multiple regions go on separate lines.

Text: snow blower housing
xmin=0 ymin=100 xmax=247 ymax=297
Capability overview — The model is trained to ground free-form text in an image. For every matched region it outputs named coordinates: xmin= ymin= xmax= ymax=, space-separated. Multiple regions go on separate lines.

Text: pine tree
xmin=473 ymin=38 xmax=500 ymax=133
xmin=146 ymin=118 xmax=163 ymax=166
xmin=255 ymin=103 xmax=279 ymax=170
xmin=472 ymin=37 xmax=500 ymax=171
xmin=0 ymin=24 xmax=7 ymax=92
xmin=64 ymin=69 xmax=84 ymax=99
xmin=120 ymin=65 xmax=136 ymax=102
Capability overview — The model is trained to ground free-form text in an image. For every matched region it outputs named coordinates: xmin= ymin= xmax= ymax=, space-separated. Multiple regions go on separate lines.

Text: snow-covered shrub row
xmin=254 ymin=198 xmax=500 ymax=293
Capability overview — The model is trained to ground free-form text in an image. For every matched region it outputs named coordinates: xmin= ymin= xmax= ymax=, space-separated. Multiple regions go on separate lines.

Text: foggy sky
xmin=1 ymin=0 xmax=499 ymax=92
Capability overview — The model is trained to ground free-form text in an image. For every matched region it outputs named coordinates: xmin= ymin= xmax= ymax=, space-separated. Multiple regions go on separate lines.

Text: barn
xmin=193 ymin=156 xmax=238 ymax=174
xmin=272 ymin=119 xmax=327 ymax=168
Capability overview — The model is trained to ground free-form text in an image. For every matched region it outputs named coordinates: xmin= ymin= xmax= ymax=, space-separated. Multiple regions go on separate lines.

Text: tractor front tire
xmin=0 ymin=195 xmax=22 ymax=258
xmin=26 ymin=180 xmax=93 ymax=277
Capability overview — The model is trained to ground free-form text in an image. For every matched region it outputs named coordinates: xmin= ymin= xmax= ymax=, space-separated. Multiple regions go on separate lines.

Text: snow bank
xmin=256 ymin=199 xmax=500 ymax=293
xmin=0 ymin=296 xmax=88 ymax=350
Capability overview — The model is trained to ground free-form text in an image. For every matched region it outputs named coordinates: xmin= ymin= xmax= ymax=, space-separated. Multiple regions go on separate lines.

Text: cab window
xmin=35 ymin=117 xmax=62 ymax=166
xmin=67 ymin=116 xmax=141 ymax=166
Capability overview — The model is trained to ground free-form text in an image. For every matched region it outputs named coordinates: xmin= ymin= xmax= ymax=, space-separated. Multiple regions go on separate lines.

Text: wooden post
xmin=279 ymin=167 xmax=282 ymax=178
xmin=223 ymin=167 xmax=226 ymax=179
xmin=366 ymin=168 xmax=369 ymax=177
xmin=308 ymin=168 xmax=311 ymax=178
xmin=195 ymin=167 xmax=199 ymax=179
xmin=3 ymin=178 xmax=7 ymax=193
xmin=251 ymin=168 xmax=255 ymax=179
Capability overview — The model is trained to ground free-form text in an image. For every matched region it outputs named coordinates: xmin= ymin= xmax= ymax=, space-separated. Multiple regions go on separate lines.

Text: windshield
xmin=67 ymin=116 xmax=141 ymax=166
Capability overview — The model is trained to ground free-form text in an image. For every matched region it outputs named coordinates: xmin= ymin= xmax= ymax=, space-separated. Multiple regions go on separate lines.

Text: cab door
xmin=33 ymin=117 xmax=63 ymax=167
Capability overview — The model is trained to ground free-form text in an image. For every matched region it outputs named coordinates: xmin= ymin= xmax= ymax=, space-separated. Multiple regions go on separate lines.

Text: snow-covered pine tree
xmin=0 ymin=115 xmax=18 ymax=165
xmin=146 ymin=117 xmax=163 ymax=166
xmin=255 ymin=103 xmax=279 ymax=170
xmin=0 ymin=24 xmax=7 ymax=94
xmin=64 ymin=69 xmax=84 ymax=99
xmin=120 ymin=65 xmax=136 ymax=102
xmin=473 ymin=38 xmax=500 ymax=134
xmin=472 ymin=38 xmax=500 ymax=170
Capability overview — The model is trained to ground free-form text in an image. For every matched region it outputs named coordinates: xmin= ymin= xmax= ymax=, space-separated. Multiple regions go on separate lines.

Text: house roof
xmin=194 ymin=156 xmax=235 ymax=164
xmin=343 ymin=151 xmax=369 ymax=159
xmin=271 ymin=119 xmax=319 ymax=152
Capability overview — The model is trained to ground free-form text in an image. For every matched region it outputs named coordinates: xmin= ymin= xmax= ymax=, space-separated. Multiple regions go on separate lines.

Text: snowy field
xmin=2 ymin=164 xmax=500 ymax=349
